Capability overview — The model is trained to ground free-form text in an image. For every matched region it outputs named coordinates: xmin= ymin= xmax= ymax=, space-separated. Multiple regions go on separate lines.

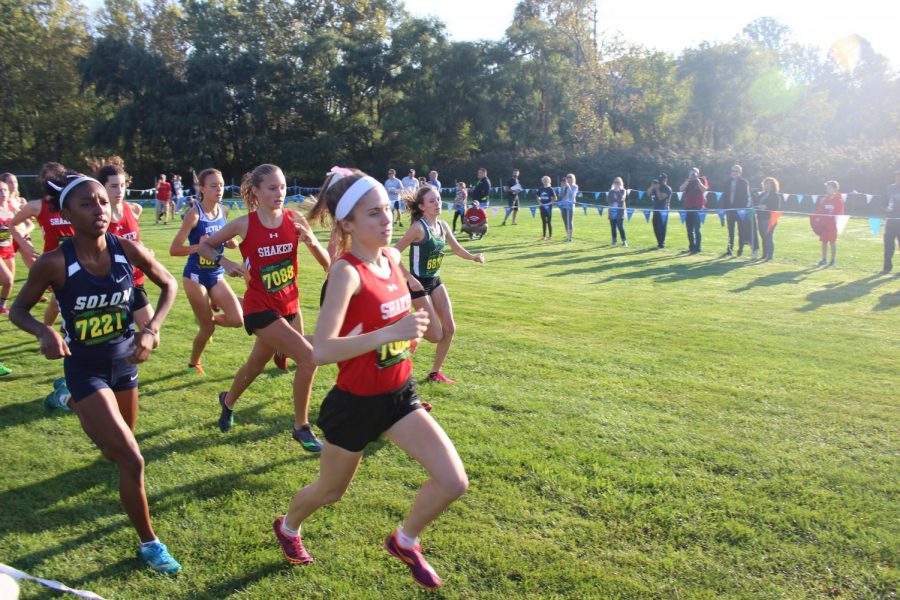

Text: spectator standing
xmin=501 ymin=168 xmax=522 ymax=226
xmin=721 ymin=165 xmax=751 ymax=256
xmin=156 ymin=174 xmax=172 ymax=225
xmin=882 ymin=170 xmax=900 ymax=274
xmin=812 ymin=180 xmax=844 ymax=267
xmin=680 ymin=167 xmax=708 ymax=253
xmin=537 ymin=176 xmax=556 ymax=240
xmin=607 ymin=177 xmax=627 ymax=246
xmin=402 ymin=169 xmax=419 ymax=197
xmin=559 ymin=173 xmax=578 ymax=242
xmin=385 ymin=169 xmax=404 ymax=227
xmin=752 ymin=176 xmax=781 ymax=261
xmin=452 ymin=182 xmax=467 ymax=233
xmin=647 ymin=173 xmax=672 ymax=248
xmin=471 ymin=168 xmax=491 ymax=208
xmin=426 ymin=170 xmax=441 ymax=189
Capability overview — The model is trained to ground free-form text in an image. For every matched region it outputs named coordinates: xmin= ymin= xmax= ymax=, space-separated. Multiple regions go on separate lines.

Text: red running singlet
xmin=108 ymin=205 xmax=144 ymax=286
xmin=239 ymin=210 xmax=299 ymax=317
xmin=36 ymin=200 xmax=74 ymax=252
xmin=335 ymin=250 xmax=414 ymax=396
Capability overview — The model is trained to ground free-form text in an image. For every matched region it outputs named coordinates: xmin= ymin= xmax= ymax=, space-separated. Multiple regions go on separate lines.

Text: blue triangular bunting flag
xmin=869 ymin=217 xmax=881 ymax=235
xmin=530 ymin=206 xmax=537 ymax=217
xmin=717 ymin=209 xmax=726 ymax=226
xmin=627 ymin=208 xmax=635 ymax=221
xmin=679 ymin=211 xmax=686 ymax=224
xmin=643 ymin=209 xmax=651 ymax=222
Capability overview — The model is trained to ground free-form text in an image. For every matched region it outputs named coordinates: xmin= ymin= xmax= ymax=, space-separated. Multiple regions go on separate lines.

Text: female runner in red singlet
xmin=270 ymin=168 xmax=466 ymax=590
xmin=198 ymin=164 xmax=329 ymax=451
xmin=10 ymin=162 xmax=75 ymax=326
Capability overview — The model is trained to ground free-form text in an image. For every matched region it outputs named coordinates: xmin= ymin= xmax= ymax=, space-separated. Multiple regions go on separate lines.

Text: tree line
xmin=1 ymin=0 xmax=898 ymax=195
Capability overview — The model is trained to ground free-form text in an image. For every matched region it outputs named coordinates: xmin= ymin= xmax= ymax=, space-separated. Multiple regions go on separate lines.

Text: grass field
xmin=0 ymin=201 xmax=897 ymax=599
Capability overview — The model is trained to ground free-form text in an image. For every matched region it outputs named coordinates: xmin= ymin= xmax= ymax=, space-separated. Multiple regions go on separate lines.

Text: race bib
xmin=198 ymin=254 xmax=218 ymax=268
xmin=426 ymin=252 xmax=444 ymax=272
xmin=376 ymin=339 xmax=411 ymax=369
xmin=72 ymin=306 xmax=128 ymax=345
xmin=260 ymin=258 xmax=295 ymax=294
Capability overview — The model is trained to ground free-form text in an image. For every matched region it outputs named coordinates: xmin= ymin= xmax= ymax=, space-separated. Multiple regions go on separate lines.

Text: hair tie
xmin=326 ymin=166 xmax=356 ymax=191
xmin=335 ymin=176 xmax=387 ymax=220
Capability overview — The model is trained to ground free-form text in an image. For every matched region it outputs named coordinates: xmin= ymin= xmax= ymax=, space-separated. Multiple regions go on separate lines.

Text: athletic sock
xmin=281 ymin=517 xmax=300 ymax=537
xmin=396 ymin=527 xmax=419 ymax=549
xmin=140 ymin=538 xmax=161 ymax=549
xmin=0 ymin=297 xmax=7 ymax=308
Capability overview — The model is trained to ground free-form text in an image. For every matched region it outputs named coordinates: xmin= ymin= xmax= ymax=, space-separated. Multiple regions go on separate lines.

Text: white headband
xmin=335 ymin=176 xmax=387 ymax=220
xmin=48 ymin=176 xmax=101 ymax=209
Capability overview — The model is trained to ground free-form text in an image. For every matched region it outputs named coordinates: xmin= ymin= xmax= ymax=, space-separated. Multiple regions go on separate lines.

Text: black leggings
xmin=452 ymin=210 xmax=462 ymax=232
xmin=610 ymin=217 xmax=626 ymax=242
xmin=540 ymin=207 xmax=552 ymax=237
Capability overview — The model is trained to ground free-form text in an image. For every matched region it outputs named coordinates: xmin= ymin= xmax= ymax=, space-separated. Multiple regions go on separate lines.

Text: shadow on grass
xmin=0 ymin=339 xmax=39 ymax=360
xmin=796 ymin=273 xmax=898 ymax=312
xmin=184 ymin=562 xmax=285 ymax=599
xmin=7 ymin=452 xmax=298 ymax=576
xmin=873 ymin=288 xmax=899 ymax=311
xmin=730 ymin=267 xmax=817 ymax=293
xmin=577 ymin=255 xmax=749 ymax=284
xmin=1 ymin=400 xmax=296 ymax=546
xmin=0 ymin=391 xmax=66 ymax=432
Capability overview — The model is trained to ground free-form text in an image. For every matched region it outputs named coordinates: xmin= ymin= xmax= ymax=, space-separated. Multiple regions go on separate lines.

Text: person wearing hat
xmin=721 ymin=165 xmax=751 ymax=256
xmin=882 ymin=169 xmax=900 ymax=274
xmin=647 ymin=173 xmax=672 ymax=248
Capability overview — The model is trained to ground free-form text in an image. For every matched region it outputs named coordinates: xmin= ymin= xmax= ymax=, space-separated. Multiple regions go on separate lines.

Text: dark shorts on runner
xmin=317 ymin=377 xmax=424 ymax=452
xmin=64 ymin=355 xmax=138 ymax=403
xmin=244 ymin=310 xmax=297 ymax=335
xmin=409 ymin=276 xmax=443 ymax=300
xmin=132 ymin=284 xmax=150 ymax=311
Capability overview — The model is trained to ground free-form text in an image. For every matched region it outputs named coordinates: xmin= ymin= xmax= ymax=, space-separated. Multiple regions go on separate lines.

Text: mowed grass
xmin=0 ymin=201 xmax=897 ymax=599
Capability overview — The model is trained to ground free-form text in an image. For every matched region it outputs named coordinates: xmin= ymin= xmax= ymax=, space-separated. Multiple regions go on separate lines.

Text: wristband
xmin=142 ymin=326 xmax=160 ymax=340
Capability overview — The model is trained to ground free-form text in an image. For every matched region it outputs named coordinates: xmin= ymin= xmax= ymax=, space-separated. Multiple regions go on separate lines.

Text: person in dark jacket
xmin=721 ymin=164 xmax=751 ymax=256
xmin=471 ymin=168 xmax=491 ymax=209
xmin=882 ymin=170 xmax=900 ymax=274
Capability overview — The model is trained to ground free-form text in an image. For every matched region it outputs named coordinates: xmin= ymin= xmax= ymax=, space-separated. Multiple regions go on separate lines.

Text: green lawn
xmin=0 ymin=202 xmax=897 ymax=599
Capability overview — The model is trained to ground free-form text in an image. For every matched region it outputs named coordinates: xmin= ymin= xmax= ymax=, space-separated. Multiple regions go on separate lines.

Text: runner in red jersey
xmin=0 ymin=172 xmax=36 ymax=269
xmin=10 ymin=162 xmax=77 ymax=325
xmin=199 ymin=164 xmax=329 ymax=451
xmin=0 ymin=179 xmax=15 ymax=314
xmin=270 ymin=168 xmax=466 ymax=591
xmin=90 ymin=157 xmax=157 ymax=331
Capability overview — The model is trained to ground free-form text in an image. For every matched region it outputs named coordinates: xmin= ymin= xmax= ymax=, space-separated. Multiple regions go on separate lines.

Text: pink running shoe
xmin=384 ymin=530 xmax=442 ymax=589
xmin=273 ymin=352 xmax=288 ymax=370
xmin=0 ymin=306 xmax=9 ymax=315
xmin=426 ymin=371 xmax=455 ymax=384
xmin=273 ymin=515 xmax=314 ymax=565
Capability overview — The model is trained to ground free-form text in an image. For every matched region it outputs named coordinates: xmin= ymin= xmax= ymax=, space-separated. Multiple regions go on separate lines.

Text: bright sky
xmin=403 ymin=0 xmax=900 ymax=68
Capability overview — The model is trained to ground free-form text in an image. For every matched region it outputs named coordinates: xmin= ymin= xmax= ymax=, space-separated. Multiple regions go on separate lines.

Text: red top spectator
xmin=156 ymin=176 xmax=172 ymax=201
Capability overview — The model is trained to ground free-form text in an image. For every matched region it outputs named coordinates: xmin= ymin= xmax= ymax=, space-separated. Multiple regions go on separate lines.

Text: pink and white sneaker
xmin=426 ymin=371 xmax=456 ymax=384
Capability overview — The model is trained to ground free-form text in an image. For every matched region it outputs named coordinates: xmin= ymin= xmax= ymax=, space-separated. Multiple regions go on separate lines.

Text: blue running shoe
xmin=218 ymin=392 xmax=233 ymax=433
xmin=292 ymin=425 xmax=323 ymax=453
xmin=138 ymin=541 xmax=182 ymax=574
xmin=44 ymin=385 xmax=71 ymax=412
xmin=53 ymin=376 xmax=66 ymax=389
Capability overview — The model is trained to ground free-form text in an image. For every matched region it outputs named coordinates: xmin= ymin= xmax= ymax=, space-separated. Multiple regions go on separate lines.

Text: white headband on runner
xmin=53 ymin=176 xmax=101 ymax=209
xmin=335 ymin=176 xmax=387 ymax=220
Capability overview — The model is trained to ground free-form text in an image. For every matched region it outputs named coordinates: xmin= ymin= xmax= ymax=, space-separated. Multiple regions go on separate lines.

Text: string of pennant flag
xmin=444 ymin=200 xmax=896 ymax=236
xmin=125 ymin=187 xmax=894 ymax=235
